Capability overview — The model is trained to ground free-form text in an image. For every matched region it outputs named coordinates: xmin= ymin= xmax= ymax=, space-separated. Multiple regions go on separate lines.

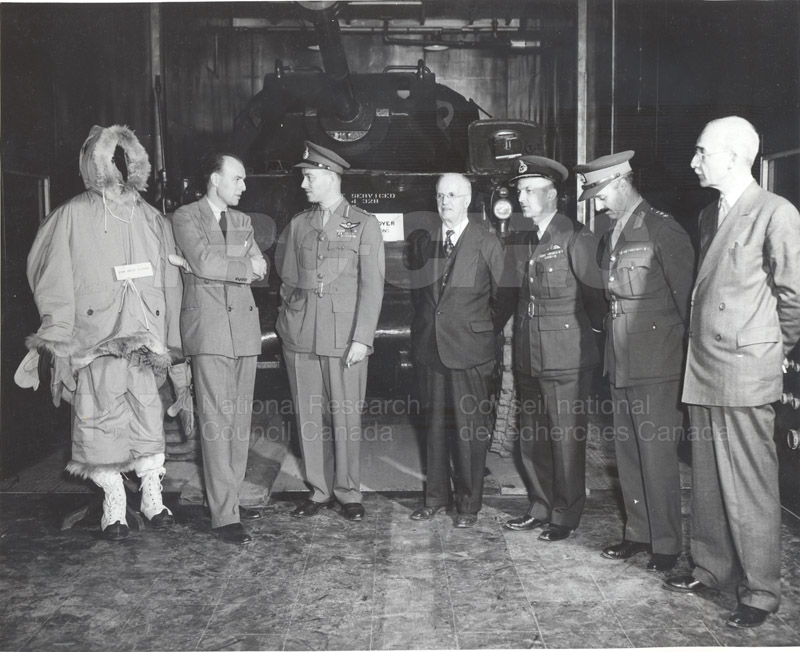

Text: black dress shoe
xmin=240 ymin=506 xmax=263 ymax=521
xmin=601 ymin=540 xmax=651 ymax=559
xmin=538 ymin=524 xmax=572 ymax=542
xmin=102 ymin=521 xmax=130 ymax=541
xmin=342 ymin=503 xmax=365 ymax=521
xmin=726 ymin=605 xmax=769 ymax=628
xmin=147 ymin=508 xmax=175 ymax=528
xmin=503 ymin=515 xmax=548 ymax=531
xmin=212 ymin=523 xmax=252 ymax=545
xmin=410 ymin=505 xmax=446 ymax=521
xmin=455 ymin=514 xmax=477 ymax=528
xmin=291 ymin=499 xmax=335 ymax=518
xmin=664 ymin=575 xmax=706 ymax=593
xmin=647 ymin=553 xmax=679 ymax=572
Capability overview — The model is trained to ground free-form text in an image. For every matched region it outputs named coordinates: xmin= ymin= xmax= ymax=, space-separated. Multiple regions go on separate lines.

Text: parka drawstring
xmin=102 ymin=187 xmax=137 ymax=233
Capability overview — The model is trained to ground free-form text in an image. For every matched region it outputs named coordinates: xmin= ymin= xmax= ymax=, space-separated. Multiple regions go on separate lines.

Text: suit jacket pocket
xmin=626 ymin=310 xmax=685 ymax=379
xmin=470 ymin=319 xmax=494 ymax=333
xmin=737 ymin=325 xmax=781 ymax=347
xmin=332 ymin=292 xmax=357 ymax=349
xmin=276 ymin=292 xmax=308 ymax=345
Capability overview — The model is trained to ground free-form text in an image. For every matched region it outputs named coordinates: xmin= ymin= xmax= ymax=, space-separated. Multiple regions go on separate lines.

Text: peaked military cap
xmin=574 ymin=150 xmax=634 ymax=201
xmin=509 ymin=155 xmax=568 ymax=185
xmin=294 ymin=141 xmax=351 ymax=175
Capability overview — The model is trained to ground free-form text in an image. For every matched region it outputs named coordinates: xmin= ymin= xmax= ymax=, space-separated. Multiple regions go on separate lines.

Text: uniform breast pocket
xmin=298 ymin=243 xmax=318 ymax=271
xmin=328 ymin=242 xmax=359 ymax=275
xmin=540 ymin=254 xmax=570 ymax=295
xmin=619 ymin=257 xmax=657 ymax=296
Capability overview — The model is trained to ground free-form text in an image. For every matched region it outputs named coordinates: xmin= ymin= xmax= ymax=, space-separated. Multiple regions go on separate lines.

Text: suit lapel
xmin=199 ymin=198 xmax=226 ymax=250
xmin=696 ymin=181 xmax=759 ymax=284
xmin=439 ymin=221 xmax=477 ymax=300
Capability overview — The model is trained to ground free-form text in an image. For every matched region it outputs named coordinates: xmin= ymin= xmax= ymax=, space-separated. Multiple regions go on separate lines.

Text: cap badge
xmin=518 ymin=160 xmax=528 ymax=174
xmin=303 ymin=147 xmax=309 ymax=160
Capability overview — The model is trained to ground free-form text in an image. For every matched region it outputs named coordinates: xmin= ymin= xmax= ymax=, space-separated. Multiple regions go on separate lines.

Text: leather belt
xmin=610 ymin=296 xmax=671 ymax=318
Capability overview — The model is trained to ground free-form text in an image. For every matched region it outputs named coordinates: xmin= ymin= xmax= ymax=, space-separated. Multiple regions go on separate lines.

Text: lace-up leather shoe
xmin=212 ymin=523 xmax=252 ymax=545
xmin=503 ymin=515 xmax=548 ymax=531
xmin=601 ymin=540 xmax=651 ymax=559
xmin=726 ymin=605 xmax=769 ymax=628
xmin=538 ymin=524 xmax=572 ymax=541
xmin=647 ymin=553 xmax=679 ymax=572
xmin=455 ymin=514 xmax=477 ymax=528
xmin=410 ymin=506 xmax=446 ymax=521
xmin=240 ymin=507 xmax=263 ymax=521
xmin=342 ymin=503 xmax=365 ymax=521
xmin=664 ymin=575 xmax=706 ymax=593
xmin=291 ymin=499 xmax=335 ymax=518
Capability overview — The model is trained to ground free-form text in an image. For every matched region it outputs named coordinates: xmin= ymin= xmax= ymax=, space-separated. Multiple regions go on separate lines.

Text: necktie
xmin=718 ymin=197 xmax=730 ymax=226
xmin=610 ymin=220 xmax=623 ymax=249
xmin=444 ymin=229 xmax=455 ymax=256
xmin=219 ymin=210 xmax=227 ymax=239
xmin=321 ymin=208 xmax=331 ymax=228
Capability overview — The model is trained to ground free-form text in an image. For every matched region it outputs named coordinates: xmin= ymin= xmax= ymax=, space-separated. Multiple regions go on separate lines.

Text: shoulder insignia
xmin=349 ymin=204 xmax=375 ymax=218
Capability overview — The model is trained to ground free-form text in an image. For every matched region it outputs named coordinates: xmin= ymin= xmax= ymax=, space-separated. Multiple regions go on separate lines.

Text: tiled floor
xmin=2 ymin=486 xmax=800 ymax=651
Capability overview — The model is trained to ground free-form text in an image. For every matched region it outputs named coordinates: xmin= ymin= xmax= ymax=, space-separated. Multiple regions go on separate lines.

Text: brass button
xmin=610 ymin=255 xmax=617 ymax=262
xmin=715 ymin=333 xmax=722 ymax=341
xmin=228 ymin=306 xmax=233 ymax=312
xmin=155 ymin=309 xmax=160 ymax=316
xmin=609 ymin=276 xmax=615 ymax=282
xmin=317 ymin=273 xmax=324 ymax=279
xmin=87 ymin=309 xmax=93 ymax=316
xmin=719 ymin=303 xmax=726 ymax=310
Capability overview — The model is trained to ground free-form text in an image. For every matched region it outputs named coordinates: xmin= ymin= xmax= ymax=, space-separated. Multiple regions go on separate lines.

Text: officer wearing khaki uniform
xmin=276 ymin=142 xmax=385 ymax=521
xmin=575 ymin=151 xmax=695 ymax=571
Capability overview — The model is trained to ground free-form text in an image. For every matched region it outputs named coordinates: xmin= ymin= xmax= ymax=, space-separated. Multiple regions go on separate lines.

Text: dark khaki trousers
xmin=610 ymin=380 xmax=683 ymax=554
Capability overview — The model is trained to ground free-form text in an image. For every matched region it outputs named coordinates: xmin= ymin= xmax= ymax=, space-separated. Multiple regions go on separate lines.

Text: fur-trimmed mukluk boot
xmin=134 ymin=453 xmax=174 ymax=528
xmin=90 ymin=470 xmax=129 ymax=540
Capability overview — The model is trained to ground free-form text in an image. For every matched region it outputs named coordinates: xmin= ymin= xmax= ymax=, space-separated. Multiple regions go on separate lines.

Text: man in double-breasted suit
xmin=276 ymin=142 xmax=385 ymax=522
xmin=500 ymin=156 xmax=606 ymax=542
xmin=172 ymin=153 xmax=268 ymax=545
xmin=406 ymin=173 xmax=507 ymax=528
xmin=665 ymin=117 xmax=800 ymax=628
xmin=575 ymin=151 xmax=695 ymax=571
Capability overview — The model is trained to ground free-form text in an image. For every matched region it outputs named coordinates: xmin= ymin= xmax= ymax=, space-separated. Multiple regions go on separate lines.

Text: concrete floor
xmin=2 ymin=404 xmax=800 ymax=651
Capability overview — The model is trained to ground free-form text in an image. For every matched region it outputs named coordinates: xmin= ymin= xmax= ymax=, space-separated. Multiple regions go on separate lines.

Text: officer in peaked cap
xmin=276 ymin=140 xmax=384 ymax=523
xmin=498 ymin=153 xmax=606 ymax=543
xmin=509 ymin=155 xmax=569 ymax=185
xmin=294 ymin=140 xmax=351 ymax=175
xmin=574 ymin=150 xmax=634 ymax=201
xmin=576 ymin=150 xmax=695 ymax=572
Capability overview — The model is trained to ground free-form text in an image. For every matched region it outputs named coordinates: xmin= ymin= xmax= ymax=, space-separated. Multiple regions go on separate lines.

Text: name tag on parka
xmin=114 ymin=262 xmax=154 ymax=281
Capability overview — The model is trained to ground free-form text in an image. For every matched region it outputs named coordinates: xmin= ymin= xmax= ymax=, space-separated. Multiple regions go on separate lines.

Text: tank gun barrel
xmin=307 ymin=4 xmax=361 ymax=123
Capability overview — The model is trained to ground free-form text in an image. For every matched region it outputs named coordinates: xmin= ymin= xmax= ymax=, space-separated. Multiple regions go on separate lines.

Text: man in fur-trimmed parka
xmin=25 ymin=124 xmax=184 ymax=540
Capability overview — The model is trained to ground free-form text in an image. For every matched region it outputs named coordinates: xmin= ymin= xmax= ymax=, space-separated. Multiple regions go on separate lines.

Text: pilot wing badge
xmin=337 ymin=221 xmax=361 ymax=238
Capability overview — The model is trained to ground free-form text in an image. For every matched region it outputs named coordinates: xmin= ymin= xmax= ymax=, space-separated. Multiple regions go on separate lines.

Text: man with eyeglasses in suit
xmin=665 ymin=116 xmax=800 ymax=629
xmin=406 ymin=173 xmax=508 ymax=528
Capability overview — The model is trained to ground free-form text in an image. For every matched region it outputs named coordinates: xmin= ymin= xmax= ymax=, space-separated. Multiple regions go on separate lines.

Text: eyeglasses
xmin=435 ymin=193 xmax=470 ymax=202
xmin=693 ymin=148 xmax=731 ymax=162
